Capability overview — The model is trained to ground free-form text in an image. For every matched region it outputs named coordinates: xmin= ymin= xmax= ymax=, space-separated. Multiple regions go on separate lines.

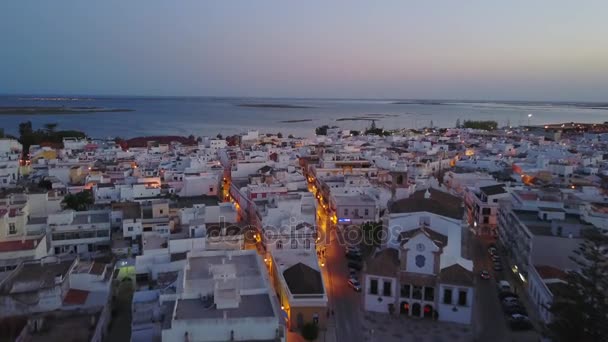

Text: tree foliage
xmin=462 ymin=120 xmax=498 ymax=131
xmin=18 ymin=121 xmax=86 ymax=154
xmin=62 ymin=191 xmax=94 ymax=211
xmin=361 ymin=221 xmax=384 ymax=247
xmin=301 ymin=322 xmax=319 ymax=341
xmin=548 ymin=228 xmax=608 ymax=342
xmin=315 ymin=125 xmax=331 ymax=136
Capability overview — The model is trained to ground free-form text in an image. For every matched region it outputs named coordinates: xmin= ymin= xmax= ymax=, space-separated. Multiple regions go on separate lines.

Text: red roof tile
xmin=63 ymin=289 xmax=89 ymax=306
xmin=0 ymin=239 xmax=38 ymax=252
xmin=535 ymin=265 xmax=567 ymax=280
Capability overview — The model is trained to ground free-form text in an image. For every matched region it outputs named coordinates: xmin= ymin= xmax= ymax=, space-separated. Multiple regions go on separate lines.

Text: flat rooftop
xmin=185 ymin=253 xmax=260 ymax=281
xmin=174 ymin=294 xmax=274 ymax=320
xmin=72 ymin=212 xmax=110 ymax=224
xmin=0 ymin=259 xmax=74 ymax=295
xmin=26 ymin=313 xmax=100 ymax=342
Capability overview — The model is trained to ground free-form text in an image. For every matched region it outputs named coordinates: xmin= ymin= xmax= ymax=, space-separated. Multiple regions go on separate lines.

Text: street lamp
xmin=527 ymin=113 xmax=533 ymax=126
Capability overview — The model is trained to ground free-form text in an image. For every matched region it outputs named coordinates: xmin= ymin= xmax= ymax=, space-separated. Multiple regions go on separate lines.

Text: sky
xmin=1 ymin=1 xmax=607 ymax=101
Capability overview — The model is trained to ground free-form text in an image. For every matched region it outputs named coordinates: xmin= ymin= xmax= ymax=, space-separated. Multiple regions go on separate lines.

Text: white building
xmin=157 ymin=249 xmax=284 ymax=342
xmin=48 ymin=210 xmax=111 ymax=255
xmin=363 ymin=188 xmax=474 ymax=324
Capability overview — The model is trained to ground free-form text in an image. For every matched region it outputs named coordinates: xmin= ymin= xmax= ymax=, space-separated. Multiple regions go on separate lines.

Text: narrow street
xmin=471 ymin=235 xmax=539 ymax=342
xmin=314 ymin=187 xmax=365 ymax=342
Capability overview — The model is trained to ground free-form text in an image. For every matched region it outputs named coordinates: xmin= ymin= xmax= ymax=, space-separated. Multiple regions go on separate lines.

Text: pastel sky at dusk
xmin=1 ymin=1 xmax=607 ymax=101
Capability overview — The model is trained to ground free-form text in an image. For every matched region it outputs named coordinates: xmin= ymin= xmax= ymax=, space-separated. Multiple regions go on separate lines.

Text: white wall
xmin=363 ymin=275 xmax=396 ymax=313
xmin=437 ymin=284 xmax=473 ymax=324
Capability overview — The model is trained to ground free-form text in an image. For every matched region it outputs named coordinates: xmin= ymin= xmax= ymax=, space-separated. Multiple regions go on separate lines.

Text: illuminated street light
xmin=527 ymin=113 xmax=533 ymax=126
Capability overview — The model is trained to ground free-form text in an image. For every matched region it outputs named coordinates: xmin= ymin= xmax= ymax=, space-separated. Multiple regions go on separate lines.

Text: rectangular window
xmin=8 ymin=223 xmax=16 ymax=235
xmin=159 ymin=209 xmax=164 ymax=214
xmin=127 ymin=226 xmax=133 ymax=232
xmin=344 ymin=208 xmax=349 ymax=216
xmin=291 ymin=239 xmax=298 ymax=249
xmin=383 ymin=281 xmax=392 ymax=296
xmin=412 ymin=286 xmax=422 ymax=300
xmin=443 ymin=288 xmax=453 ymax=304
xmin=209 ymin=187 xmax=214 ymax=192
xmin=304 ymin=239 xmax=310 ymax=249
xmin=483 ymin=217 xmax=489 ymax=224
xmin=401 ymin=284 xmax=411 ymax=298
xmin=458 ymin=290 xmax=468 ymax=306
xmin=482 ymin=207 xmax=491 ymax=215
xmin=354 ymin=209 xmax=359 ymax=217
xmin=370 ymin=279 xmax=378 ymax=295
xmin=364 ymin=209 xmax=369 ymax=216
xmin=424 ymin=287 xmax=434 ymax=301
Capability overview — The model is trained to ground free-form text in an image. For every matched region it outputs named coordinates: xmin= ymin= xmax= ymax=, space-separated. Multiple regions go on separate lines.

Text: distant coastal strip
xmin=336 ymin=113 xmax=399 ymax=121
xmin=278 ymin=119 xmax=313 ymax=123
xmin=0 ymin=106 xmax=134 ymax=115
xmin=392 ymin=101 xmax=444 ymax=105
xmin=237 ymin=104 xmax=313 ymax=109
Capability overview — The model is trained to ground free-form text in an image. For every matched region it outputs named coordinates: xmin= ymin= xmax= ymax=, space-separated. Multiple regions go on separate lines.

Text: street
xmin=471 ymin=234 xmax=539 ymax=342
xmin=317 ymin=206 xmax=365 ymax=342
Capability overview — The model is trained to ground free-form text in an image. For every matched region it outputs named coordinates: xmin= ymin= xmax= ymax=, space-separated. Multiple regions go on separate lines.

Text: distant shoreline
xmin=0 ymin=106 xmax=134 ymax=115
xmin=237 ymin=103 xmax=313 ymax=109
xmin=278 ymin=119 xmax=313 ymax=123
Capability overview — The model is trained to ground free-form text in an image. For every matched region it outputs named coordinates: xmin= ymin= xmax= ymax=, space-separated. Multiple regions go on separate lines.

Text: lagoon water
xmin=0 ymin=96 xmax=606 ymax=138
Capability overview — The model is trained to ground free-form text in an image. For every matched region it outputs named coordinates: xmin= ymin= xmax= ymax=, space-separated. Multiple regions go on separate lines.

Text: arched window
xmin=276 ymin=240 xmax=283 ymax=249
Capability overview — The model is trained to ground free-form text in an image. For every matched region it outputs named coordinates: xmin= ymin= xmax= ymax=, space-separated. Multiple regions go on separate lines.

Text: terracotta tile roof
xmin=282 ymin=262 xmax=324 ymax=295
xmin=63 ymin=289 xmax=89 ymax=306
xmin=399 ymin=227 xmax=448 ymax=248
xmin=535 ymin=265 xmax=567 ymax=280
xmin=439 ymin=264 xmax=474 ymax=286
xmin=0 ymin=239 xmax=38 ymax=252
xmin=400 ymin=273 xmax=436 ymax=287
xmin=365 ymin=248 xmax=400 ymax=277
xmin=390 ymin=189 xmax=463 ymax=220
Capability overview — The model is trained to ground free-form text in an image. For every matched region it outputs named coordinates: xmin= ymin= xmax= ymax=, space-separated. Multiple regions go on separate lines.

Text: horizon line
xmin=0 ymin=93 xmax=606 ymax=105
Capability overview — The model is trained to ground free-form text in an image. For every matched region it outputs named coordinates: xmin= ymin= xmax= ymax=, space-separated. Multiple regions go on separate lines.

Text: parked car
xmin=346 ymin=246 xmax=361 ymax=252
xmin=498 ymin=291 xmax=519 ymax=300
xmin=493 ymin=263 xmax=503 ymax=271
xmin=346 ymin=252 xmax=362 ymax=261
xmin=502 ymin=297 xmax=519 ymax=306
xmin=491 ymin=255 xmax=501 ymax=262
xmin=488 ymin=246 xmax=497 ymax=255
xmin=509 ymin=314 xmax=533 ymax=330
xmin=497 ymin=280 xmax=512 ymax=293
xmin=480 ymin=270 xmax=491 ymax=280
xmin=349 ymin=269 xmax=358 ymax=277
xmin=348 ymin=278 xmax=361 ymax=292
xmin=348 ymin=262 xmax=362 ymax=271
xmin=504 ymin=305 xmax=528 ymax=316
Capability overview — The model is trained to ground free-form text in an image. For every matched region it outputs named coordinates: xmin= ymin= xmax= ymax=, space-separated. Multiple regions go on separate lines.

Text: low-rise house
xmin=48 ymin=210 xmax=111 ymax=255
xmin=269 ymin=250 xmax=328 ymax=331
xmin=464 ymin=183 xmax=509 ymax=236
xmin=155 ymin=249 xmax=284 ymax=341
